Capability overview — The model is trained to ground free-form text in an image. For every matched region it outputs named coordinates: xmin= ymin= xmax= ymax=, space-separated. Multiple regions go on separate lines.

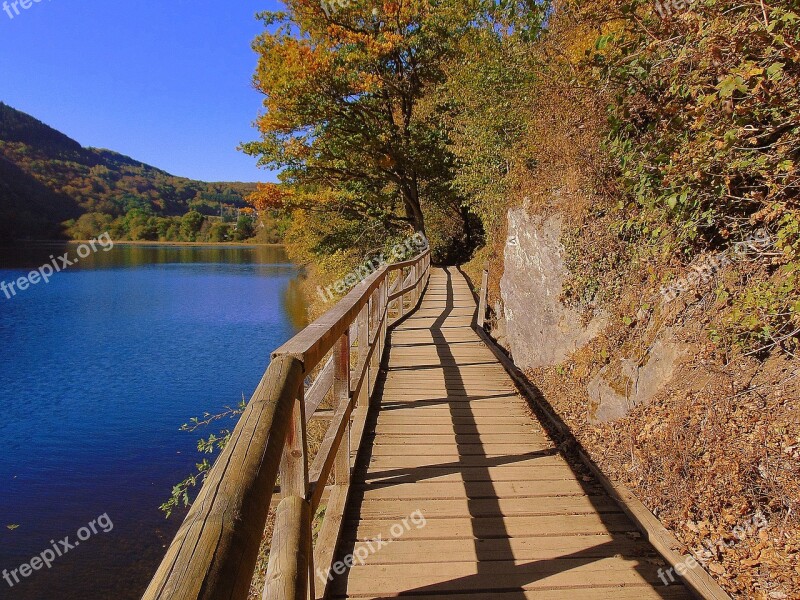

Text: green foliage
xmin=242 ymin=1 xmax=547 ymax=263
xmin=233 ymin=214 xmax=256 ymax=241
xmin=180 ymin=210 xmax=205 ymax=242
xmin=586 ymin=0 xmax=800 ymax=354
xmin=597 ymin=2 xmax=799 ymax=250
xmin=726 ymin=263 xmax=800 ymax=355
xmin=160 ymin=400 xmax=247 ymax=518
xmin=64 ymin=212 xmax=115 ymax=240
xmin=438 ymin=27 xmax=539 ymax=235
xmin=208 ymin=222 xmax=232 ymax=243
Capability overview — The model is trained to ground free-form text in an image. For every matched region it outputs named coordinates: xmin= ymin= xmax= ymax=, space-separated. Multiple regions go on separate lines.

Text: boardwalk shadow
xmin=331 ymin=267 xmax=685 ymax=599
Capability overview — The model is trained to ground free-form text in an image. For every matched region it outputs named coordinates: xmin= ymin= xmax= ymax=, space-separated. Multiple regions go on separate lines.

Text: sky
xmin=0 ymin=0 xmax=283 ymax=183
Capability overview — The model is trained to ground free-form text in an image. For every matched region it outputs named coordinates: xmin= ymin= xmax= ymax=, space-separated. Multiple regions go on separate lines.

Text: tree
xmin=233 ymin=214 xmax=255 ymax=241
xmin=65 ymin=212 xmax=114 ymax=240
xmin=242 ymin=0 xmax=484 ymax=244
xmin=180 ymin=210 xmax=205 ymax=242
xmin=209 ymin=221 xmax=232 ymax=242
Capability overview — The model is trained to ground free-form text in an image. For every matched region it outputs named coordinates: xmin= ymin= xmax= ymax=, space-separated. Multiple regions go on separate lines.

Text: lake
xmin=0 ymin=243 xmax=306 ymax=599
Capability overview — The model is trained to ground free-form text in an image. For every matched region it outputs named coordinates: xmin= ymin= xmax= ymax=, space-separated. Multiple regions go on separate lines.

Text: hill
xmin=0 ymin=103 xmax=281 ymax=243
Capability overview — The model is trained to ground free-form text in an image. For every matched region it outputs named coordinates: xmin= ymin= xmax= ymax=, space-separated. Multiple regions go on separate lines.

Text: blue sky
xmin=0 ymin=0 xmax=283 ymax=182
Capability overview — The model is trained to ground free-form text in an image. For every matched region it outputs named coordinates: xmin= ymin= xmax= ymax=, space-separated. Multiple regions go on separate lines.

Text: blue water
xmin=0 ymin=244 xmax=305 ymax=599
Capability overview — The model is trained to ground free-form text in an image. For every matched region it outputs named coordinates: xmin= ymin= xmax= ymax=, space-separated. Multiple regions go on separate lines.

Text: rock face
xmin=587 ymin=329 xmax=685 ymax=423
xmin=500 ymin=209 xmax=606 ymax=369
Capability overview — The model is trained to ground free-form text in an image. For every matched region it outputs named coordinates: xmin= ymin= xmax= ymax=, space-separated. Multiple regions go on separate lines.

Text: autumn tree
xmin=242 ymin=0 xmax=493 ymax=254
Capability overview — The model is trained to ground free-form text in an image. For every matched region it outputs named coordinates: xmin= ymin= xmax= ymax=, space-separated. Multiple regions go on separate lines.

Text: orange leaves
xmin=354 ymin=72 xmax=383 ymax=94
xmin=255 ymin=112 xmax=294 ymax=136
xmin=284 ymin=138 xmax=312 ymax=161
xmin=253 ymin=33 xmax=331 ymax=99
xmin=325 ymin=23 xmax=402 ymax=56
xmin=248 ymin=183 xmax=292 ymax=212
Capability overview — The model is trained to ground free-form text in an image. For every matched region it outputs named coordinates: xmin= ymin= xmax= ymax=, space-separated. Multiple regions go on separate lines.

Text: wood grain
xmin=327 ymin=268 xmax=696 ymax=600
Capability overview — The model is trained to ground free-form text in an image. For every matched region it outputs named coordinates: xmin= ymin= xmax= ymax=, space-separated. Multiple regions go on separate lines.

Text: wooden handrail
xmin=143 ymin=355 xmax=305 ymax=600
xmin=144 ymin=247 xmax=430 ymax=600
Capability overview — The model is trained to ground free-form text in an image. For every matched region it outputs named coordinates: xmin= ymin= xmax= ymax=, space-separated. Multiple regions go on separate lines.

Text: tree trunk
xmin=401 ymin=177 xmax=426 ymax=234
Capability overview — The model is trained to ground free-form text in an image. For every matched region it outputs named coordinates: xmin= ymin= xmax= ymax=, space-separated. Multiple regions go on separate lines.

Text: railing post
xmin=419 ymin=256 xmax=425 ymax=297
xmin=478 ymin=265 xmax=489 ymax=329
xmin=381 ymin=279 xmax=391 ymax=344
xmin=413 ymin=262 xmax=419 ymax=305
xmin=357 ymin=304 xmax=369 ymax=405
xmin=334 ymin=332 xmax=351 ymax=486
xmin=277 ymin=383 xmax=314 ymax=600
xmin=398 ymin=267 xmax=406 ymax=319
xmin=279 ymin=385 xmax=309 ymax=498
xmin=264 ymin=496 xmax=312 ymax=600
xmin=370 ymin=286 xmax=382 ymax=400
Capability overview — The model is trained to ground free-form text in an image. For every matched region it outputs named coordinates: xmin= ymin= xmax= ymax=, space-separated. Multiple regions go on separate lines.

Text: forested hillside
xmin=0 ymin=103 xmax=285 ymax=243
xmin=243 ymin=1 xmax=798 ymax=597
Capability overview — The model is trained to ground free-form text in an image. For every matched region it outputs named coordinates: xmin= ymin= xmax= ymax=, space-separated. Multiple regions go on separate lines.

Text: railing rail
xmin=143 ymin=247 xmax=431 ymax=600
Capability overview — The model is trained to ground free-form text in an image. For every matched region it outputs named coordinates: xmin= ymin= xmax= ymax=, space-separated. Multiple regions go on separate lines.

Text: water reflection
xmin=0 ymin=242 xmax=306 ymax=600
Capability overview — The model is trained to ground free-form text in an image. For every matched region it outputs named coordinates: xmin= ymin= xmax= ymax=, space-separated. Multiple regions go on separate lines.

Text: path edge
xmin=455 ymin=266 xmax=732 ymax=600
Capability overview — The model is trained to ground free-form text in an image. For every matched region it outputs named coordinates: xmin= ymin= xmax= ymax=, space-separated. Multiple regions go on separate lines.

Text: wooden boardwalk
xmin=328 ymin=267 xmax=692 ymax=599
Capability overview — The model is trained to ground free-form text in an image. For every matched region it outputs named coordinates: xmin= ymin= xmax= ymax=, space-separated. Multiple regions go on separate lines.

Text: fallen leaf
xmin=708 ymin=562 xmax=725 ymax=575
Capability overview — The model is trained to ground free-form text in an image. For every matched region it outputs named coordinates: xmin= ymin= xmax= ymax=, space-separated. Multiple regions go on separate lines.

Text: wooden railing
xmin=143 ymin=248 xmax=431 ymax=600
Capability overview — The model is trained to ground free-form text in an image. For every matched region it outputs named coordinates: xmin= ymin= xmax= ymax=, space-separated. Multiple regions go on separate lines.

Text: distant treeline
xmin=0 ymin=102 xmax=287 ymax=243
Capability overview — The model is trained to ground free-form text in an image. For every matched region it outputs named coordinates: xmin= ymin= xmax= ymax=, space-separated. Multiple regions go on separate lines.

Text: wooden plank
xmin=364 ymin=455 xmax=569 ymax=470
xmin=378 ymin=394 xmax=526 ymax=404
xmin=371 ymin=438 xmax=552 ymax=454
xmin=337 ymin=589 xmax=691 ymax=600
xmin=359 ymin=466 xmax=580 ymax=484
xmin=368 ymin=433 xmax=548 ymax=445
xmin=372 ymin=423 xmax=538 ymax=435
xmin=342 ymin=534 xmax=655 ymax=564
xmin=381 ymin=387 xmax=516 ymax=395
xmin=312 ymin=486 xmax=349 ymax=600
xmin=305 ymin=355 xmax=334 ymax=420
xmin=333 ymin=557 xmax=679 ymax=596
xmin=353 ymin=479 xmax=586 ymax=503
xmin=350 ymin=513 xmax=637 ymax=541
xmin=377 ymin=400 xmax=531 ymax=410
xmin=376 ymin=407 xmax=533 ymax=417
xmin=374 ymin=415 xmax=534 ymax=425
xmin=348 ymin=406 xmax=369 ymax=467
xmin=351 ymin=496 xmax=621 ymax=519
xmin=309 ymin=393 xmax=355 ymax=511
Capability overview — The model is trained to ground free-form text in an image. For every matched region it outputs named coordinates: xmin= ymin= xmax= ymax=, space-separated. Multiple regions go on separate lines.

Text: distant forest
xmin=0 ymin=103 xmax=287 ymax=243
